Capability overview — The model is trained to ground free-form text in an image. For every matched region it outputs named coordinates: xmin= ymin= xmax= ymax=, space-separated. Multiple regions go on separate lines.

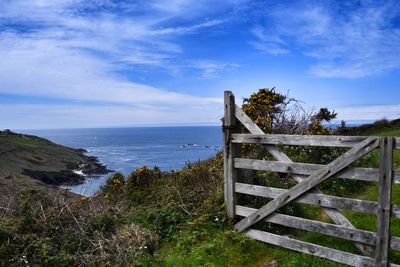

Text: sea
xmin=23 ymin=126 xmax=222 ymax=196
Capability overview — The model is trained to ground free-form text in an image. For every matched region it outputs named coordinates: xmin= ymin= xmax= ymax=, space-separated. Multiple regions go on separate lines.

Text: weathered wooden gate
xmin=223 ymin=91 xmax=400 ymax=266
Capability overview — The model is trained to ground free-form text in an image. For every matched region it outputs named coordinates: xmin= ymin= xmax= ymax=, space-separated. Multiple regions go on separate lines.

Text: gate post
xmin=375 ymin=137 xmax=394 ymax=266
xmin=224 ymin=91 xmax=237 ymax=219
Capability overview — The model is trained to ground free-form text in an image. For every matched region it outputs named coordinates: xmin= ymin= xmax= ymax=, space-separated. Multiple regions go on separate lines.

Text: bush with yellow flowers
xmin=242 ymin=88 xmax=287 ymax=133
xmin=126 ymin=166 xmax=161 ymax=189
xmin=101 ymin=172 xmax=126 ymax=201
xmin=240 ymin=88 xmax=341 ymax=166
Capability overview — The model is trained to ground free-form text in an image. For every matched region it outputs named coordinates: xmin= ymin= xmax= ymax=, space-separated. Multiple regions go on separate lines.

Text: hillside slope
xmin=1 ymin=124 xmax=400 ymax=266
xmin=0 ymin=130 xmax=109 ymax=199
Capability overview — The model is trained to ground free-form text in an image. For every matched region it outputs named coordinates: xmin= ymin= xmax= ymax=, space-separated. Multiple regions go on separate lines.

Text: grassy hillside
xmin=139 ymin=126 xmax=399 ymax=267
xmin=0 ymin=130 xmax=109 ymax=200
xmin=337 ymin=119 xmax=400 ymax=136
xmin=1 ymin=125 xmax=400 ymax=266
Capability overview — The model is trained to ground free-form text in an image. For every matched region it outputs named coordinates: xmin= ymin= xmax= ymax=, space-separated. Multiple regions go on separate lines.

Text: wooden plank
xmin=375 ymin=137 xmax=394 ymax=266
xmin=395 ymin=137 xmax=400 ymax=149
xmin=232 ymin=133 xmax=367 ymax=147
xmin=390 ymin=237 xmax=400 ymax=252
xmin=234 ymin=137 xmax=379 ymax=233
xmin=235 ymin=158 xmax=400 ymax=183
xmin=234 ymin=104 xmax=264 ymax=134
xmin=237 ymin=205 xmax=400 ymax=251
xmin=234 ymin=158 xmax=386 ymax=182
xmin=235 ymin=183 xmax=378 ymax=214
xmin=245 ymin=229 xmax=379 ymax=266
xmin=234 ymin=106 xmax=375 ymax=256
xmin=236 ymin=205 xmax=376 ymax=245
xmin=392 ymin=205 xmax=400 ymax=218
xmin=395 ymin=177 xmax=400 ymax=184
xmin=223 ymin=91 xmax=237 ymax=219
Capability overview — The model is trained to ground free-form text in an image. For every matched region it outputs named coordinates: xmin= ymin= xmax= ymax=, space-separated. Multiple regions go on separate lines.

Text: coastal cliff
xmin=0 ymin=130 xmax=110 ymax=198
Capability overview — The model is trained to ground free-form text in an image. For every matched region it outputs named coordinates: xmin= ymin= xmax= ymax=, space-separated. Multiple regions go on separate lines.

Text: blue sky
xmin=0 ymin=0 xmax=399 ymax=129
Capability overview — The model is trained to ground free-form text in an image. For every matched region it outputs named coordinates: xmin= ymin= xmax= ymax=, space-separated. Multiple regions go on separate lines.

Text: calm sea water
xmin=23 ymin=126 xmax=222 ymax=196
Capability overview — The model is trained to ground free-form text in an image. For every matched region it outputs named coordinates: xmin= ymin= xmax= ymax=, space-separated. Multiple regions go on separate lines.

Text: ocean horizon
xmin=17 ymin=122 xmax=371 ymax=196
xmin=22 ymin=126 xmax=222 ymax=196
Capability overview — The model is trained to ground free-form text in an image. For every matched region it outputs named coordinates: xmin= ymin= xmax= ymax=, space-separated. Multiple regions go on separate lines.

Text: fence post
xmin=224 ymin=91 xmax=237 ymax=219
xmin=375 ymin=137 xmax=394 ymax=266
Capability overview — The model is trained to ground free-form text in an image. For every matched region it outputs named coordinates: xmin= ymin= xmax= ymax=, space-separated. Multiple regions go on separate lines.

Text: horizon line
xmin=6 ymin=119 xmax=381 ymax=132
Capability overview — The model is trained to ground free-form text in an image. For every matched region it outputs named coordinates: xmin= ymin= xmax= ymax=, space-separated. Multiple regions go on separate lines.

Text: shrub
xmin=126 ymin=166 xmax=162 ymax=189
xmin=242 ymin=88 xmax=288 ymax=133
xmin=101 ymin=172 xmax=126 ymax=196
xmin=0 ymin=189 xmax=155 ymax=266
xmin=88 ymin=212 xmax=118 ymax=237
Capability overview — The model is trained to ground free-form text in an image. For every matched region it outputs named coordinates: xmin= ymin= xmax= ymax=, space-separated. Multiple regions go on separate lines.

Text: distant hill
xmin=0 ymin=130 xmax=110 ymax=199
xmin=336 ymin=118 xmax=400 ymax=136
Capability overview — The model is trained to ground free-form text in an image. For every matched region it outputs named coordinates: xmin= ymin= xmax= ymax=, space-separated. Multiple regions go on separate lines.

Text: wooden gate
xmin=223 ymin=91 xmax=400 ymax=266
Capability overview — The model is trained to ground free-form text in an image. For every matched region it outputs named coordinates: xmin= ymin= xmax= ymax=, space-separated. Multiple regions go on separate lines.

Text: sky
xmin=0 ymin=0 xmax=399 ymax=129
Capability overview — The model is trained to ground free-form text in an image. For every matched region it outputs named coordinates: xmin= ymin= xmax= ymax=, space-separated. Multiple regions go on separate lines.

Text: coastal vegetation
xmin=1 ymin=89 xmax=399 ymax=266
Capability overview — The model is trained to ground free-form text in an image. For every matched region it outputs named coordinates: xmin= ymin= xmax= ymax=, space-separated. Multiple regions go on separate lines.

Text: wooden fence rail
xmin=223 ymin=91 xmax=399 ymax=266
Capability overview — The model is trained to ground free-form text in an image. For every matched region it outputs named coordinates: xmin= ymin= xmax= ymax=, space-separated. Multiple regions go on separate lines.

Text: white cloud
xmin=0 ymin=33 xmax=224 ymax=106
xmin=0 ymin=0 xmax=238 ymax=128
xmin=149 ymin=0 xmax=248 ymax=18
xmin=153 ymin=19 xmax=226 ymax=35
xmin=0 ymin=103 xmax=222 ymax=130
xmin=250 ymin=1 xmax=400 ymax=78
xmin=191 ymin=60 xmax=240 ymax=78
xmin=249 ymin=26 xmax=289 ymax=55
xmin=335 ymin=104 xmax=400 ymax=121
xmin=0 ymin=1 xmax=229 ymax=109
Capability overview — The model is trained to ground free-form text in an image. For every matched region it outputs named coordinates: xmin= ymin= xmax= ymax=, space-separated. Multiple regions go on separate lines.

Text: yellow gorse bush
xmin=242 ymin=88 xmax=336 ymax=136
xmin=126 ymin=166 xmax=161 ymax=188
xmin=242 ymin=88 xmax=286 ymax=133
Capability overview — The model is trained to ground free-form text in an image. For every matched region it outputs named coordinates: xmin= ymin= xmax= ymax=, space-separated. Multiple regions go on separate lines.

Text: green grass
xmin=0 ymin=135 xmax=43 ymax=149
xmin=2 ymin=125 xmax=400 ymax=266
xmin=139 ymin=126 xmax=400 ymax=267
xmin=338 ymin=126 xmax=400 ymax=264
xmin=368 ymin=128 xmax=400 ymax=137
xmin=143 ymin=231 xmax=348 ymax=267
xmin=103 ymin=158 xmax=352 ymax=267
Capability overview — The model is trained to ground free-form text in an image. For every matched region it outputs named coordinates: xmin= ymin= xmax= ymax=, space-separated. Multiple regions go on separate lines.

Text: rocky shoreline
xmin=0 ymin=129 xmax=112 ymax=197
xmin=22 ymin=152 xmax=111 ymax=186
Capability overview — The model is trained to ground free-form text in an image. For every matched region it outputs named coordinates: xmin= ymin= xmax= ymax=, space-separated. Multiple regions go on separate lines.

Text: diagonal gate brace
xmin=233 ymin=106 xmax=378 ymax=255
xmin=235 ymin=106 xmax=375 ymax=254
xmin=234 ymin=136 xmax=379 ymax=232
